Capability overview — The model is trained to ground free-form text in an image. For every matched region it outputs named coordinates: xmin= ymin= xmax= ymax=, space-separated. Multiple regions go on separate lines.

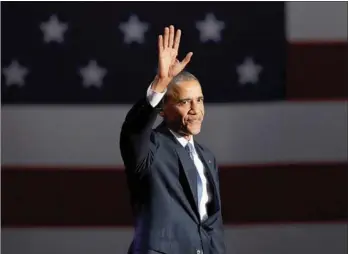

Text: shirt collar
xmin=168 ymin=129 xmax=195 ymax=149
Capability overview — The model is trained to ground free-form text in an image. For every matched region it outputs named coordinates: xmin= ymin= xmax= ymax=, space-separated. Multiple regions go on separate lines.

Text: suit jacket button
xmin=197 ymin=250 xmax=201 ymax=254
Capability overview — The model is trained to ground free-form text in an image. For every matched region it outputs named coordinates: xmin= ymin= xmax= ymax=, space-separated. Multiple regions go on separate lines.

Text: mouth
xmin=187 ymin=119 xmax=202 ymax=124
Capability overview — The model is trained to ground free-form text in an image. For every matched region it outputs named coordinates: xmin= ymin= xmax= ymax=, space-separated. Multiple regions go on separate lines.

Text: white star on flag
xmin=236 ymin=57 xmax=263 ymax=85
xmin=2 ymin=60 xmax=29 ymax=87
xmin=119 ymin=15 xmax=149 ymax=44
xmin=79 ymin=60 xmax=107 ymax=88
xmin=196 ymin=13 xmax=225 ymax=43
xmin=40 ymin=15 xmax=68 ymax=43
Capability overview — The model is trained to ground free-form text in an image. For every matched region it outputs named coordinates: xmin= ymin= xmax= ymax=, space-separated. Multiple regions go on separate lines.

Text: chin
xmin=191 ymin=130 xmax=201 ymax=136
xmin=188 ymin=126 xmax=201 ymax=135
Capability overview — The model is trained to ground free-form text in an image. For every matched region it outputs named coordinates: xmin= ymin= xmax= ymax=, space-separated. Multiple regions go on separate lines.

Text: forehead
xmin=174 ymin=80 xmax=203 ymax=97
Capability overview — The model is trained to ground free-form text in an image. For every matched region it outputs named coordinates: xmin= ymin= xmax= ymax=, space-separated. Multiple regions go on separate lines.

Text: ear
xmin=158 ymin=99 xmax=165 ymax=117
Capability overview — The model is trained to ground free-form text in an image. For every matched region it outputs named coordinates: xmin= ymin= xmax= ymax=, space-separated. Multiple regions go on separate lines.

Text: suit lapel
xmin=175 ymin=146 xmax=199 ymax=209
xmin=194 ymin=142 xmax=221 ymax=212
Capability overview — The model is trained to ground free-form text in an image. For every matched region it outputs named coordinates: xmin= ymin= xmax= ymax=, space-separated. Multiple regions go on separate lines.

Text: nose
xmin=189 ymin=101 xmax=199 ymax=114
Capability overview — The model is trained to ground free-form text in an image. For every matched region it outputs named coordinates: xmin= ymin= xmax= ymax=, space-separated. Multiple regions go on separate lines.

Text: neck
xmin=182 ymin=134 xmax=192 ymax=141
xmin=163 ymin=121 xmax=193 ymax=141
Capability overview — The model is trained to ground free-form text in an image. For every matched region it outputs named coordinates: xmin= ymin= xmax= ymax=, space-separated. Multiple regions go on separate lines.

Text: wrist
xmin=151 ymin=75 xmax=171 ymax=93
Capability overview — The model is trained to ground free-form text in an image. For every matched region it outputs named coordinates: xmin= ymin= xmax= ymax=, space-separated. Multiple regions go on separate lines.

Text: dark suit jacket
xmin=120 ymin=97 xmax=226 ymax=254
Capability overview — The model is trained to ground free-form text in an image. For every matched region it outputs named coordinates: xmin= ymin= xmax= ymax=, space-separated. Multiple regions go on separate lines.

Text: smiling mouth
xmin=187 ymin=119 xmax=201 ymax=123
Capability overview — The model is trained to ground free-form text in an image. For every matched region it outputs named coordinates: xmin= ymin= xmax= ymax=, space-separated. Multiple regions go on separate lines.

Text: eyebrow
xmin=179 ymin=95 xmax=204 ymax=101
xmin=177 ymin=96 xmax=204 ymax=102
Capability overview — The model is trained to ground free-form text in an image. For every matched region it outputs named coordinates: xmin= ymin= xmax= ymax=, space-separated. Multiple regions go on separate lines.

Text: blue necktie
xmin=185 ymin=142 xmax=203 ymax=215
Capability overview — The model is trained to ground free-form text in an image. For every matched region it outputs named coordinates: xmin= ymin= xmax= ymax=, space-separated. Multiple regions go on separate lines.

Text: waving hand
xmin=157 ymin=25 xmax=193 ymax=80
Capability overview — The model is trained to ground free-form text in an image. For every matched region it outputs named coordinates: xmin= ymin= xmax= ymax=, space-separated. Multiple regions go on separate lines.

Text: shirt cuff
xmin=146 ymin=83 xmax=167 ymax=108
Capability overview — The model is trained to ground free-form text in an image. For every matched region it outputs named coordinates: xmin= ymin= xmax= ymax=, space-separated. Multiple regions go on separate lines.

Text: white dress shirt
xmin=146 ymin=84 xmax=210 ymax=221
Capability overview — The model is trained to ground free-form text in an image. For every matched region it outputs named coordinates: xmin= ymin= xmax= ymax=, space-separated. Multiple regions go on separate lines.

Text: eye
xmin=179 ymin=100 xmax=190 ymax=105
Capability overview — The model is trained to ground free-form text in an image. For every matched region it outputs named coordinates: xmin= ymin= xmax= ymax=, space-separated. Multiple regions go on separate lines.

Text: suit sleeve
xmin=119 ymin=86 xmax=166 ymax=176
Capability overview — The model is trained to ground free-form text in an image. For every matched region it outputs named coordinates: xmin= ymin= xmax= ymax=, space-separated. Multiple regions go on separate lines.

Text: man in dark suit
xmin=120 ymin=25 xmax=225 ymax=254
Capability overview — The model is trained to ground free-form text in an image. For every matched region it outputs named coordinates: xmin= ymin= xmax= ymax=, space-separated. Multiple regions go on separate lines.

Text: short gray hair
xmin=162 ymin=71 xmax=199 ymax=105
xmin=168 ymin=70 xmax=198 ymax=87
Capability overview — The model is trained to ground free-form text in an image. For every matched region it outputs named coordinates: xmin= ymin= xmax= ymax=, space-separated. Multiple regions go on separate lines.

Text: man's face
xmin=162 ymin=80 xmax=205 ymax=137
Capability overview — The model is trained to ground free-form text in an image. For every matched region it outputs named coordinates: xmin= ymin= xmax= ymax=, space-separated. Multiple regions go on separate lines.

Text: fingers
xmin=173 ymin=29 xmax=181 ymax=51
xmin=158 ymin=35 xmax=163 ymax=53
xmin=162 ymin=25 xmax=179 ymax=49
xmin=181 ymin=52 xmax=193 ymax=65
xmin=168 ymin=25 xmax=174 ymax=48
xmin=164 ymin=27 xmax=169 ymax=48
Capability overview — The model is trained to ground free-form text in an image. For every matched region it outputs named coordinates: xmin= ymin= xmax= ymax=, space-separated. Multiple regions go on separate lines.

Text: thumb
xmin=181 ymin=52 xmax=193 ymax=65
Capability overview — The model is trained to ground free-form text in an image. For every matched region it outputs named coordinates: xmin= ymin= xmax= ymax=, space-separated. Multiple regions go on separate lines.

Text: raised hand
xmin=157 ymin=25 xmax=193 ymax=80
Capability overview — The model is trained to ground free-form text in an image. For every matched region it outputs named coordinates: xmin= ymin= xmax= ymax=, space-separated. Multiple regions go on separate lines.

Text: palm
xmin=158 ymin=48 xmax=177 ymax=78
xmin=157 ymin=26 xmax=193 ymax=79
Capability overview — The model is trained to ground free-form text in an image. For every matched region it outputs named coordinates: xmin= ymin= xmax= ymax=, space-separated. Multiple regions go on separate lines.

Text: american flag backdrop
xmin=2 ymin=2 xmax=347 ymax=254
xmin=2 ymin=1 xmax=287 ymax=104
